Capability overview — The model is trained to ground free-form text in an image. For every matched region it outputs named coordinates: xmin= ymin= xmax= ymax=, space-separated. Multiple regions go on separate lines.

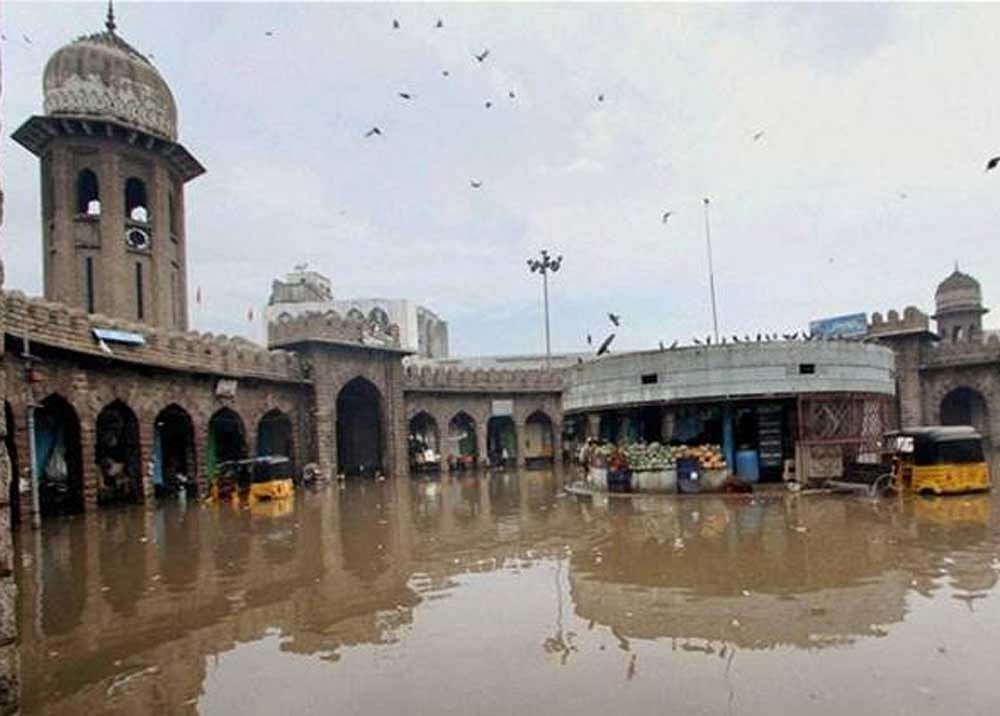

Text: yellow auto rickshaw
xmin=209 ymin=456 xmax=295 ymax=504
xmin=884 ymin=426 xmax=992 ymax=495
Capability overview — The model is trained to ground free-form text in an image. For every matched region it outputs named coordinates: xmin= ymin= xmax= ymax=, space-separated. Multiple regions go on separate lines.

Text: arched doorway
xmin=408 ymin=411 xmax=440 ymax=472
xmin=524 ymin=411 xmax=555 ymax=466
xmin=941 ymin=387 xmax=991 ymax=448
xmin=154 ymin=404 xmax=197 ymax=497
xmin=447 ymin=412 xmax=477 ymax=470
xmin=34 ymin=394 xmax=84 ymax=516
xmin=207 ymin=408 xmax=247 ymax=479
xmin=336 ymin=377 xmax=383 ymax=477
xmin=4 ymin=403 xmax=19 ymax=526
xmin=257 ymin=409 xmax=294 ymax=459
xmin=96 ymin=400 xmax=143 ymax=504
xmin=487 ymin=416 xmax=517 ymax=467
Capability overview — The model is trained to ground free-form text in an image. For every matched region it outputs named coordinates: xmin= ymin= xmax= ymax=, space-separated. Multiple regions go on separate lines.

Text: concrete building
xmin=266 ymin=268 xmax=449 ymax=359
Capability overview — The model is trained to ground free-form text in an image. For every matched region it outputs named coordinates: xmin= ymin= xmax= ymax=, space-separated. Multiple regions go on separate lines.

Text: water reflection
xmin=14 ymin=470 xmax=1000 ymax=714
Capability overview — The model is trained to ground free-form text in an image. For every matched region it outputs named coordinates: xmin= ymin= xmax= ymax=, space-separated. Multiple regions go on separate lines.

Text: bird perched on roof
xmin=597 ymin=334 xmax=616 ymax=356
xmin=693 ymin=338 xmax=702 ymax=345
xmin=756 ymin=333 xmax=762 ymax=342
xmin=987 ymin=156 xmax=1000 ymax=172
xmin=659 ymin=341 xmax=665 ymax=351
xmin=732 ymin=335 xmax=740 ymax=343
xmin=364 ymin=127 xmax=382 ymax=137
xmin=586 ymin=334 xmax=592 ymax=346
xmin=608 ymin=313 xmax=621 ymax=327
xmin=474 ymin=48 xmax=490 ymax=62
xmin=744 ymin=335 xmax=751 ymax=342
xmin=669 ymin=340 xmax=678 ymax=350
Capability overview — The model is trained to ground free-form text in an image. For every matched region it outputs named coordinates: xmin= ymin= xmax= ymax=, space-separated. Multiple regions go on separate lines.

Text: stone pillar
xmin=138 ymin=416 xmax=155 ymax=502
xmin=313 ymin=377 xmax=336 ymax=479
xmin=476 ymin=421 xmax=488 ymax=468
xmin=553 ymin=422 xmax=564 ymax=465
xmin=660 ymin=408 xmax=676 ymax=443
xmin=79 ymin=416 xmax=99 ymax=511
xmin=515 ymin=419 xmax=527 ymax=468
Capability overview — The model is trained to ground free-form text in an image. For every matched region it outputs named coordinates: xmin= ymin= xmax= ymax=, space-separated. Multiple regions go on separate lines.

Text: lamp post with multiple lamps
xmin=527 ymin=250 xmax=563 ymax=367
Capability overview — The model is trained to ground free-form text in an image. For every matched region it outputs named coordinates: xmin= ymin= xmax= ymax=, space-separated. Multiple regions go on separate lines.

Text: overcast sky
xmin=3 ymin=2 xmax=1000 ymax=356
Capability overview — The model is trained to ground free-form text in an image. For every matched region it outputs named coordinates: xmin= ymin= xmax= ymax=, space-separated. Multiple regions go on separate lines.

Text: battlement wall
xmin=402 ymin=363 xmax=565 ymax=394
xmin=868 ymin=306 xmax=930 ymax=336
xmin=4 ymin=291 xmax=305 ymax=383
xmin=268 ymin=309 xmax=403 ymax=352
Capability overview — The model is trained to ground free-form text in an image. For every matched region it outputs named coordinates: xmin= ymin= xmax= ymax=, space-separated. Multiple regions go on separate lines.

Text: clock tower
xmin=12 ymin=4 xmax=204 ymax=331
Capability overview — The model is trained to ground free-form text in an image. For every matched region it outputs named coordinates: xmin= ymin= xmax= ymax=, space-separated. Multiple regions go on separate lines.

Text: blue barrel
xmin=677 ymin=458 xmax=702 ymax=494
xmin=735 ymin=450 xmax=760 ymax=483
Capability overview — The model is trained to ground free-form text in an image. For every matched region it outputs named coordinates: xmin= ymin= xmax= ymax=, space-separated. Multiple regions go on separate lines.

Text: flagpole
xmin=703 ymin=198 xmax=720 ymax=344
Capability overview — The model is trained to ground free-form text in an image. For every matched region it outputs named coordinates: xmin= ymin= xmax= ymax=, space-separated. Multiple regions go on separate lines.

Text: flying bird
xmin=470 ymin=180 xmax=482 ymax=189
xmin=508 ymin=90 xmax=516 ymax=99
xmin=474 ymin=48 xmax=490 ymax=62
xmin=752 ymin=130 xmax=764 ymax=141
xmin=986 ymin=156 xmax=1000 ymax=172
xmin=597 ymin=93 xmax=605 ymax=102
xmin=898 ymin=192 xmax=908 ymax=199
xmin=264 ymin=30 xmax=275 ymax=37
xmin=398 ymin=92 xmax=413 ymax=100
xmin=435 ymin=18 xmax=444 ymax=28
xmin=662 ymin=211 xmax=673 ymax=224
xmin=392 ymin=19 xmax=400 ymax=29
xmin=484 ymin=100 xmax=492 ymax=108
xmin=364 ymin=127 xmax=382 ymax=137
xmin=442 ymin=70 xmax=450 ymax=77
xmin=608 ymin=313 xmax=621 ymax=327
xmin=597 ymin=334 xmax=616 ymax=356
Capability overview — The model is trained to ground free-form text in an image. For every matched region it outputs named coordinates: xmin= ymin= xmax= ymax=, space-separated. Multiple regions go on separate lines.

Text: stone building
xmin=266 ymin=268 xmax=450 ymax=359
xmin=1 ymin=10 xmax=564 ymax=536
xmin=870 ymin=268 xmax=1000 ymax=451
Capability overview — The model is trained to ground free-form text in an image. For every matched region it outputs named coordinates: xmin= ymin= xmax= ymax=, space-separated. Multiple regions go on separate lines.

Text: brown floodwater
xmin=13 ymin=468 xmax=1000 ymax=715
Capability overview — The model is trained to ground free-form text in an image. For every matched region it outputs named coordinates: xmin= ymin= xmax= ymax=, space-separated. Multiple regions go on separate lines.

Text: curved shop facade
xmin=564 ymin=342 xmax=897 ymax=482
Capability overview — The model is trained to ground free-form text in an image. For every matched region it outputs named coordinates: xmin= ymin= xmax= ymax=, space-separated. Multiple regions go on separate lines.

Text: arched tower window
xmin=168 ymin=192 xmax=179 ymax=235
xmin=77 ymin=169 xmax=100 ymax=215
xmin=125 ymin=177 xmax=149 ymax=223
xmin=952 ymin=326 xmax=963 ymax=343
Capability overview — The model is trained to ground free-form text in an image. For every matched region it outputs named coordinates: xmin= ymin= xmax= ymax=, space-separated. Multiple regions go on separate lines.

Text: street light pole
xmin=527 ymin=250 xmax=563 ymax=367
xmin=703 ymin=198 xmax=720 ymax=344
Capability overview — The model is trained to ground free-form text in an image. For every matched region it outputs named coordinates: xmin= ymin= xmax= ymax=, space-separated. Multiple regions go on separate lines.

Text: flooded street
xmin=15 ymin=469 xmax=1000 ymax=715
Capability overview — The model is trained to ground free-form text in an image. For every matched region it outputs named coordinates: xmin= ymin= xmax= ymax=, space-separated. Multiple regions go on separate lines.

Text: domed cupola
xmin=933 ymin=266 xmax=988 ymax=343
xmin=42 ymin=6 xmax=178 ymax=141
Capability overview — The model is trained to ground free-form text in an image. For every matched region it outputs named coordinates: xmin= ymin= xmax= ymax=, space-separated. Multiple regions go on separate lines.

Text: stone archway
xmin=207 ymin=408 xmax=248 ymax=479
xmin=524 ymin=410 xmax=555 ymax=465
xmin=336 ymin=377 xmax=383 ymax=477
xmin=448 ymin=411 xmax=478 ymax=470
xmin=154 ymin=404 xmax=197 ymax=497
xmin=257 ymin=409 xmax=294 ymax=459
xmin=35 ymin=394 xmax=84 ymax=516
xmin=940 ymin=387 xmax=991 ymax=448
xmin=95 ymin=400 xmax=144 ymax=504
xmin=408 ymin=411 xmax=440 ymax=472
xmin=487 ymin=416 xmax=517 ymax=467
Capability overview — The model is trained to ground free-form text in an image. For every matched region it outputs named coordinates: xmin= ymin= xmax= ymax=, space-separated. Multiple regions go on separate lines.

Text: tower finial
xmin=106 ymin=0 xmax=116 ymax=32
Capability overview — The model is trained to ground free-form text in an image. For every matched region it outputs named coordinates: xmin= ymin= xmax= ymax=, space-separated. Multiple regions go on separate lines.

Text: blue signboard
xmin=809 ymin=313 xmax=868 ymax=338
xmin=93 ymin=328 xmax=146 ymax=346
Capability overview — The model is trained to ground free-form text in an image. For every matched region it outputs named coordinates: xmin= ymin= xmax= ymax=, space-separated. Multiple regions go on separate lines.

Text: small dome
xmin=42 ymin=20 xmax=177 ymax=141
xmin=935 ymin=269 xmax=983 ymax=315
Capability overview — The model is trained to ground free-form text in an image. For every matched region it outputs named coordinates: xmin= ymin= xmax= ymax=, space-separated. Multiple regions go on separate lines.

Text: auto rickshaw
xmin=883 ymin=426 xmax=992 ymax=495
xmin=208 ymin=456 xmax=296 ymax=504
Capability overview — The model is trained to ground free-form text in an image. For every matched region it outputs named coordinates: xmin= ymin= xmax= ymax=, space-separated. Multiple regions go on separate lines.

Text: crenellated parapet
xmin=403 ymin=363 xmax=565 ymax=394
xmin=868 ymin=306 xmax=931 ymax=337
xmin=921 ymin=334 xmax=1000 ymax=369
xmin=268 ymin=309 xmax=404 ymax=352
xmin=4 ymin=291 xmax=305 ymax=383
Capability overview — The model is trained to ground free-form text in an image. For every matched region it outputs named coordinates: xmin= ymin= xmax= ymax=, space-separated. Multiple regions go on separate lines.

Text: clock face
xmin=126 ymin=228 xmax=150 ymax=251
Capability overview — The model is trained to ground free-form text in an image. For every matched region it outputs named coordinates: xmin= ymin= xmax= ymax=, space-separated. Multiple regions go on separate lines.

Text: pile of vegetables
xmin=623 ymin=442 xmax=675 ymax=471
xmin=671 ymin=444 xmax=726 ymax=469
xmin=584 ymin=442 xmax=727 ymax=471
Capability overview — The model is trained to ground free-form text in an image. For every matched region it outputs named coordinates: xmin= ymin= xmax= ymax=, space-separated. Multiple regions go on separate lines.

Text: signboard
xmin=809 ymin=312 xmax=868 ymax=339
xmin=93 ymin=328 xmax=146 ymax=346
xmin=491 ymin=399 xmax=513 ymax=417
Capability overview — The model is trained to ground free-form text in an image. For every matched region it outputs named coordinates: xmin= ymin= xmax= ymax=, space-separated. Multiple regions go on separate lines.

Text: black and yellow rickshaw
xmin=883 ymin=426 xmax=992 ymax=495
xmin=209 ymin=456 xmax=296 ymax=504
